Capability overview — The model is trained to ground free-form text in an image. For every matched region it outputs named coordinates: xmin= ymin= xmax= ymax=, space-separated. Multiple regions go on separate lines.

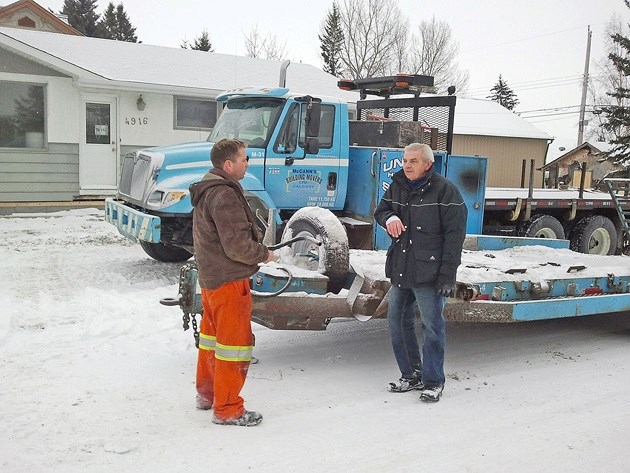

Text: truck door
xmin=264 ymin=103 xmax=342 ymax=210
xmin=373 ymin=151 xmax=487 ymax=250
xmin=445 ymin=155 xmax=487 ymax=235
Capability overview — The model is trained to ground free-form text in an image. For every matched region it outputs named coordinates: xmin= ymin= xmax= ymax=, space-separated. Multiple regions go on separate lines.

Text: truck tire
xmin=280 ymin=207 xmax=349 ymax=293
xmin=517 ymin=214 xmax=565 ymax=239
xmin=569 ymin=215 xmax=617 ymax=255
xmin=139 ymin=241 xmax=193 ymax=262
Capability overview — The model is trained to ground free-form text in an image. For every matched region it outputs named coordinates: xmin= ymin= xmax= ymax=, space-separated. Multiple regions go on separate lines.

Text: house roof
xmin=453 ymin=97 xmax=551 ymax=140
xmin=0 ymin=26 xmax=551 ymax=141
xmin=541 ymin=141 xmax=611 ymax=169
xmin=0 ymin=0 xmax=81 ymax=35
xmin=0 ymin=26 xmax=356 ymax=100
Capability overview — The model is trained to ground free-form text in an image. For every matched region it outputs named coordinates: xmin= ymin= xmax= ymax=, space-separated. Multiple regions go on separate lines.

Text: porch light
xmin=137 ymin=94 xmax=146 ymax=111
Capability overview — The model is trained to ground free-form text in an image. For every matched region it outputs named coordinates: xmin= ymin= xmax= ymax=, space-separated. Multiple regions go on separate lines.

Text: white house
xmin=0 ymin=26 xmax=359 ymax=201
xmin=0 ymin=26 xmax=551 ymax=202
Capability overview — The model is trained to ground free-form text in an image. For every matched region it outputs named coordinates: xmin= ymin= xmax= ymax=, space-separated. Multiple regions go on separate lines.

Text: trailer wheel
xmin=280 ymin=207 xmax=349 ymax=293
xmin=570 ymin=215 xmax=617 ymax=255
xmin=139 ymin=241 xmax=193 ymax=262
xmin=517 ymin=214 xmax=565 ymax=239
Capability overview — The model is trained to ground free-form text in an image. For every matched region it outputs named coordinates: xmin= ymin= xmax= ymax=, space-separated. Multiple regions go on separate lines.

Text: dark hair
xmin=211 ymin=139 xmax=246 ymax=168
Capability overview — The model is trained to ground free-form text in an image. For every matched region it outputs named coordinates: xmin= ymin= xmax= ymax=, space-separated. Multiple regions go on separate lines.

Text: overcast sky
xmin=38 ymin=0 xmax=627 ymax=150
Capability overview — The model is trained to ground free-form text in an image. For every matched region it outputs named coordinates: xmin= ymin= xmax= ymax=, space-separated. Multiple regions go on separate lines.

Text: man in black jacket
xmin=374 ymin=143 xmax=467 ymax=402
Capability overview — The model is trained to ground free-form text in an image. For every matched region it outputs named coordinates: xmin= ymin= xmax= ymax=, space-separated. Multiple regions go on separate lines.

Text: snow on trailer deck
xmin=254 ymin=236 xmax=630 ymax=328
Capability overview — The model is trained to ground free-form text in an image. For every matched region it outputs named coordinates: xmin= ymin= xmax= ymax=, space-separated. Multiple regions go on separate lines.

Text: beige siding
xmin=452 ymin=135 xmax=549 ymax=188
xmin=0 ymin=143 xmax=79 ymax=201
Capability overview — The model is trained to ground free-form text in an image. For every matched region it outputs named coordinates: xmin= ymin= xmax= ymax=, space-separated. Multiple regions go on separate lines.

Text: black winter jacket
xmin=374 ymin=166 xmax=467 ymax=289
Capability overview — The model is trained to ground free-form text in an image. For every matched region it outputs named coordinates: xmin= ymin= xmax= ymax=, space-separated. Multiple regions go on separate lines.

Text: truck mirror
xmin=304 ymin=137 xmax=320 ymax=155
xmin=306 ymin=101 xmax=321 ymax=138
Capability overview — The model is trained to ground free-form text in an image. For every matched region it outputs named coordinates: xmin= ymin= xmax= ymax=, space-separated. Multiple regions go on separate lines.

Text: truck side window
xmin=297 ymin=104 xmax=334 ymax=149
xmin=274 ymin=104 xmax=299 ymax=154
xmin=317 ymin=106 xmax=335 ymax=149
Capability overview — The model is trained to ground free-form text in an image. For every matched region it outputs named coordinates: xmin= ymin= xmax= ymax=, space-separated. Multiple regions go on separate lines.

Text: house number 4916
xmin=125 ymin=117 xmax=148 ymax=125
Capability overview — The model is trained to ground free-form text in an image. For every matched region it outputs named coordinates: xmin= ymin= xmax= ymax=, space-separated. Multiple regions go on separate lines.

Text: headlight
xmin=147 ymin=190 xmax=188 ymax=208
xmin=147 ymin=190 xmax=163 ymax=204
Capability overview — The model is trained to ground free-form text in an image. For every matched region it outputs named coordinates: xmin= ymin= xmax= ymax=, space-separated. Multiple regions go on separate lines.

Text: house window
xmin=0 ymin=82 xmax=45 ymax=149
xmin=174 ymin=97 xmax=217 ymax=130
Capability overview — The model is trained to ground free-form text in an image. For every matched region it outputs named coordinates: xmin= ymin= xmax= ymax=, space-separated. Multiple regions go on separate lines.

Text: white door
xmin=79 ymin=96 xmax=118 ymax=195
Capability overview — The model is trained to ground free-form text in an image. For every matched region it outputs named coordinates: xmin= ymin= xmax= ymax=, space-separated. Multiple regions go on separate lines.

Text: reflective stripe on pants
xmin=196 ymin=279 xmax=253 ymax=421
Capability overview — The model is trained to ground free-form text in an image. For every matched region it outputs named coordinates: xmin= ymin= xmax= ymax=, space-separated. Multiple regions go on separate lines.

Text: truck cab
xmin=105 ymin=87 xmax=350 ymax=262
xmin=105 ymin=74 xmax=487 ymax=263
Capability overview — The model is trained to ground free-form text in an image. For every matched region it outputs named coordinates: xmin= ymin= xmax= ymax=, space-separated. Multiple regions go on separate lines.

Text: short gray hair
xmin=404 ymin=143 xmax=434 ymax=163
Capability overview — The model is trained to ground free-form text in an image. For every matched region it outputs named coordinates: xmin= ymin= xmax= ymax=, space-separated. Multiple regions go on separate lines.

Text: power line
xmin=466 ymin=74 xmax=607 ymax=97
xmin=461 ymin=24 xmax=604 ymax=54
xmin=517 ymin=105 xmax=581 ymax=114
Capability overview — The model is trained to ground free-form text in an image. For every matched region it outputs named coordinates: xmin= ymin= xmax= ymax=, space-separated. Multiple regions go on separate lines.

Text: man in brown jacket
xmin=190 ymin=138 xmax=277 ymax=427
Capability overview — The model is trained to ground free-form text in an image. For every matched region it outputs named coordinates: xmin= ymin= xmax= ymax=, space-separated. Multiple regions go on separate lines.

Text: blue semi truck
xmin=104 ymin=74 xmax=484 ymax=257
xmin=105 ymin=74 xmax=630 ymax=329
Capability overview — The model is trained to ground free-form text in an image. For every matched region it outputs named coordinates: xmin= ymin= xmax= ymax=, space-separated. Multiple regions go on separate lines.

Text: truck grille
xmin=119 ymin=153 xmax=153 ymax=201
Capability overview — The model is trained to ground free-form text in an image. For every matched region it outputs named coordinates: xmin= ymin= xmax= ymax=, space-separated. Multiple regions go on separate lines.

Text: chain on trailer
xmin=160 ymin=235 xmax=322 ymax=345
xmin=160 ymin=261 xmax=202 ymax=347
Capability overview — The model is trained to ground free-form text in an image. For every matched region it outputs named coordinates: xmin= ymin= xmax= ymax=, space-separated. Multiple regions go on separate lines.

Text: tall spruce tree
xmin=96 ymin=3 xmax=117 ymax=39
xmin=601 ymin=0 xmax=630 ymax=166
xmin=61 ymin=0 xmax=100 ymax=37
xmin=487 ymin=75 xmax=519 ymax=110
xmin=115 ymin=3 xmax=138 ymax=42
xmin=318 ymin=3 xmax=344 ymax=77
xmin=96 ymin=2 xmax=138 ymax=42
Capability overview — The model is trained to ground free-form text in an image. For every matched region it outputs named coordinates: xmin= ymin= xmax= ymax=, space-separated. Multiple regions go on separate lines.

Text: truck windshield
xmin=207 ymin=97 xmax=285 ymax=148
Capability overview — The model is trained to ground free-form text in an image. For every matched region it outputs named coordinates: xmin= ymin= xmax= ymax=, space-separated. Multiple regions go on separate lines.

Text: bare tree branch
xmin=244 ymin=25 xmax=287 ymax=60
xmin=338 ymin=0 xmax=407 ymax=79
xmin=408 ymin=16 xmax=469 ymax=94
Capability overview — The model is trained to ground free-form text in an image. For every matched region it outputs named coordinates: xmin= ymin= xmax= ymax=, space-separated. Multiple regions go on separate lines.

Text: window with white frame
xmin=0 ymin=82 xmax=45 ymax=149
xmin=174 ymin=97 xmax=217 ymax=130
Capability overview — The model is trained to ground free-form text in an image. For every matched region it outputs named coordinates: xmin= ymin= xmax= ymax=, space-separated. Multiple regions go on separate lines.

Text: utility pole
xmin=577 ymin=25 xmax=592 ymax=146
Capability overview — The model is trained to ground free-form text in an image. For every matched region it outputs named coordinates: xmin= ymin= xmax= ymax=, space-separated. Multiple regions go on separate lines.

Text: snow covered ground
xmin=1 ymin=208 xmax=630 ymax=473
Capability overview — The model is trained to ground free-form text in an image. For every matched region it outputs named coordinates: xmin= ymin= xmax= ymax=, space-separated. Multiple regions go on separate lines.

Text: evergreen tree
xmin=192 ymin=30 xmax=213 ymax=52
xmin=115 ymin=3 xmax=138 ymax=42
xmin=96 ymin=2 xmax=138 ymax=42
xmin=61 ymin=0 xmax=100 ymax=37
xmin=318 ymin=3 xmax=344 ymax=76
xmin=487 ymin=75 xmax=519 ymax=110
xmin=96 ymin=3 xmax=117 ymax=39
xmin=601 ymin=0 xmax=630 ymax=166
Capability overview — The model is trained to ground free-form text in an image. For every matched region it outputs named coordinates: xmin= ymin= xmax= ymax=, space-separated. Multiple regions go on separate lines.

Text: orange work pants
xmin=196 ymin=279 xmax=253 ymax=421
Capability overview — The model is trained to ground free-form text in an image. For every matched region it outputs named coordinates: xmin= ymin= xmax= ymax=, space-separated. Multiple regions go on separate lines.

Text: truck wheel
xmin=280 ymin=207 xmax=349 ymax=293
xmin=517 ymin=214 xmax=565 ymax=239
xmin=570 ymin=215 xmax=617 ymax=255
xmin=139 ymin=241 xmax=193 ymax=262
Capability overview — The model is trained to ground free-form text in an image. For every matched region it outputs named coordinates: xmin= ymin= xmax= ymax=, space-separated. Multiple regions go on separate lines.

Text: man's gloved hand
xmin=436 ymin=280 xmax=456 ymax=298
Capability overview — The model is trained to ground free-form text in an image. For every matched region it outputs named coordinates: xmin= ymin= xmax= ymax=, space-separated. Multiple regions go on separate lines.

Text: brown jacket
xmin=190 ymin=168 xmax=269 ymax=290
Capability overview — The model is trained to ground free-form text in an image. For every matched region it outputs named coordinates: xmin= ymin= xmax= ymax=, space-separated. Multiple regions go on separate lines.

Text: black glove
xmin=436 ymin=281 xmax=456 ymax=298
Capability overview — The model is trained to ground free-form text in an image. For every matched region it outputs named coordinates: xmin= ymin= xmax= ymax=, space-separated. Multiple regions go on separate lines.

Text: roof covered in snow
xmin=454 ymin=97 xmax=551 ymax=140
xmin=0 ymin=26 xmax=357 ymax=100
xmin=0 ymin=27 xmax=550 ymax=140
xmin=545 ymin=139 xmax=614 ymax=164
